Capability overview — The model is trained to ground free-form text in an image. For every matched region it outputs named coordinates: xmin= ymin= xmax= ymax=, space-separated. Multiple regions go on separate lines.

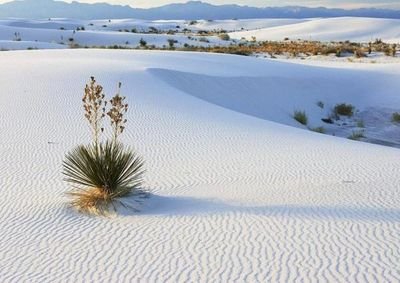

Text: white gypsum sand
xmin=230 ymin=17 xmax=400 ymax=43
xmin=1 ymin=17 xmax=400 ymax=51
xmin=0 ymin=49 xmax=399 ymax=282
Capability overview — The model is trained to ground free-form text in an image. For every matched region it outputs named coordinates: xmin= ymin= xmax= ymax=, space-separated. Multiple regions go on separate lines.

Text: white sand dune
xmin=0 ymin=19 xmax=229 ymax=50
xmin=0 ymin=49 xmax=399 ymax=282
xmin=192 ymin=18 xmax=310 ymax=31
xmin=1 ymin=17 xmax=399 ymax=51
xmin=230 ymin=17 xmax=400 ymax=43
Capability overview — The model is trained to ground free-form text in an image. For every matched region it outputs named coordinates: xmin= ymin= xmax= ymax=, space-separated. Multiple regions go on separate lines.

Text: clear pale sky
xmin=1 ymin=0 xmax=399 ymax=9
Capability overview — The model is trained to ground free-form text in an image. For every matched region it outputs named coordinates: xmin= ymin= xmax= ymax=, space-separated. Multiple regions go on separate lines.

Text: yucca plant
xmin=63 ymin=77 xmax=145 ymax=215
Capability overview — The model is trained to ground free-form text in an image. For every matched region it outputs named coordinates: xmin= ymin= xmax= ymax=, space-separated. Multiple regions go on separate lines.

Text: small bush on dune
xmin=334 ymin=103 xmax=355 ymax=117
xmin=293 ymin=110 xmax=308 ymax=125
xmin=64 ymin=142 xmax=144 ymax=215
xmin=392 ymin=112 xmax=400 ymax=123
xmin=311 ymin=126 xmax=325 ymax=134
xmin=354 ymin=48 xmax=366 ymax=58
xmin=139 ymin=38 xmax=147 ymax=48
xmin=218 ymin=33 xmax=230 ymax=41
xmin=63 ymin=77 xmax=145 ymax=215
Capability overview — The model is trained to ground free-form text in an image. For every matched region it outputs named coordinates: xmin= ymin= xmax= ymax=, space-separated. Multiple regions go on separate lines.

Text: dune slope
xmin=0 ymin=50 xmax=399 ymax=282
xmin=230 ymin=17 xmax=400 ymax=42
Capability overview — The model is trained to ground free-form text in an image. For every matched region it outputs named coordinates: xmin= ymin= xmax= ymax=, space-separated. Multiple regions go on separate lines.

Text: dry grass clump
xmin=63 ymin=77 xmax=145 ymax=215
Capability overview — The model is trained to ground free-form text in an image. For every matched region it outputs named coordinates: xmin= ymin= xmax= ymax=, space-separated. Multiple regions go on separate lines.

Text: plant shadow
xmin=120 ymin=194 xmax=400 ymax=222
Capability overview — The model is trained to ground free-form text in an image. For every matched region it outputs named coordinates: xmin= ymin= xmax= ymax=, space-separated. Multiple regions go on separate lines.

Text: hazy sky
xmin=1 ymin=0 xmax=400 ymax=9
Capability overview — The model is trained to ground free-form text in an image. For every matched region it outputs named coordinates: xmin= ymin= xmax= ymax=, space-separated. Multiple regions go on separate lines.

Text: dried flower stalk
xmin=83 ymin=77 xmax=106 ymax=147
xmin=107 ymin=82 xmax=128 ymax=143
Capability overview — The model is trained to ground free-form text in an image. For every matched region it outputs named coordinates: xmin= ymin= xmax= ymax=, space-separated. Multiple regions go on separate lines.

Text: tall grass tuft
xmin=63 ymin=77 xmax=145 ymax=215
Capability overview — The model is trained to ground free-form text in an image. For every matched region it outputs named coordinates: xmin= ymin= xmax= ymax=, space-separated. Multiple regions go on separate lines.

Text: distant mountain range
xmin=0 ymin=0 xmax=400 ymax=20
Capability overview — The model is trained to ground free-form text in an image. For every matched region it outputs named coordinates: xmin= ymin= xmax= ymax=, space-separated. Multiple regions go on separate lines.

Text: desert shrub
xmin=354 ymin=48 xmax=366 ymax=58
xmin=320 ymin=46 xmax=337 ymax=56
xmin=167 ymin=38 xmax=178 ymax=48
xmin=316 ymin=101 xmax=324 ymax=109
xmin=218 ymin=33 xmax=230 ymax=41
xmin=148 ymin=27 xmax=158 ymax=33
xmin=311 ymin=126 xmax=325 ymax=134
xmin=139 ymin=38 xmax=147 ymax=47
xmin=348 ymin=130 xmax=365 ymax=141
xmin=199 ymin=37 xmax=210 ymax=43
xmin=63 ymin=142 xmax=144 ymax=215
xmin=13 ymin=32 xmax=21 ymax=41
xmin=384 ymin=44 xmax=397 ymax=57
xmin=334 ymin=103 xmax=355 ymax=117
xmin=63 ymin=77 xmax=145 ymax=215
xmin=293 ymin=110 xmax=308 ymax=125
xmin=392 ymin=112 xmax=400 ymax=123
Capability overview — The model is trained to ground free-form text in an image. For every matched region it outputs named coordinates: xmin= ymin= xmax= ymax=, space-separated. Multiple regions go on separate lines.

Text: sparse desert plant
xmin=293 ymin=110 xmax=308 ymax=125
xmin=334 ymin=103 xmax=355 ymax=117
xmin=218 ymin=33 xmax=230 ymax=41
xmin=167 ymin=38 xmax=178 ymax=49
xmin=199 ymin=37 xmax=210 ymax=43
xmin=348 ymin=130 xmax=365 ymax=141
xmin=139 ymin=38 xmax=147 ymax=47
xmin=311 ymin=126 xmax=325 ymax=134
xmin=63 ymin=141 xmax=145 ymax=215
xmin=354 ymin=48 xmax=366 ymax=58
xmin=392 ymin=112 xmax=400 ymax=123
xmin=63 ymin=77 xmax=145 ymax=215
xmin=316 ymin=101 xmax=324 ymax=109
xmin=13 ymin=32 xmax=21 ymax=41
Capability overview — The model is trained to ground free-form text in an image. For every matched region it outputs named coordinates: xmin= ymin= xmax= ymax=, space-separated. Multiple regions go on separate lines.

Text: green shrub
xmin=334 ymin=103 xmax=355 ymax=117
xmin=311 ymin=126 xmax=325 ymax=134
xmin=293 ymin=110 xmax=308 ymax=125
xmin=218 ymin=33 xmax=230 ymax=41
xmin=392 ymin=112 xmax=400 ymax=123
xmin=316 ymin=101 xmax=324 ymax=109
xmin=139 ymin=38 xmax=147 ymax=47
xmin=63 ymin=142 xmax=145 ymax=215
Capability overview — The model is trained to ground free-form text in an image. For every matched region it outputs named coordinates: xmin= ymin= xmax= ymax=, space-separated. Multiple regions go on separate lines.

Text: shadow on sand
xmin=121 ymin=194 xmax=400 ymax=222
